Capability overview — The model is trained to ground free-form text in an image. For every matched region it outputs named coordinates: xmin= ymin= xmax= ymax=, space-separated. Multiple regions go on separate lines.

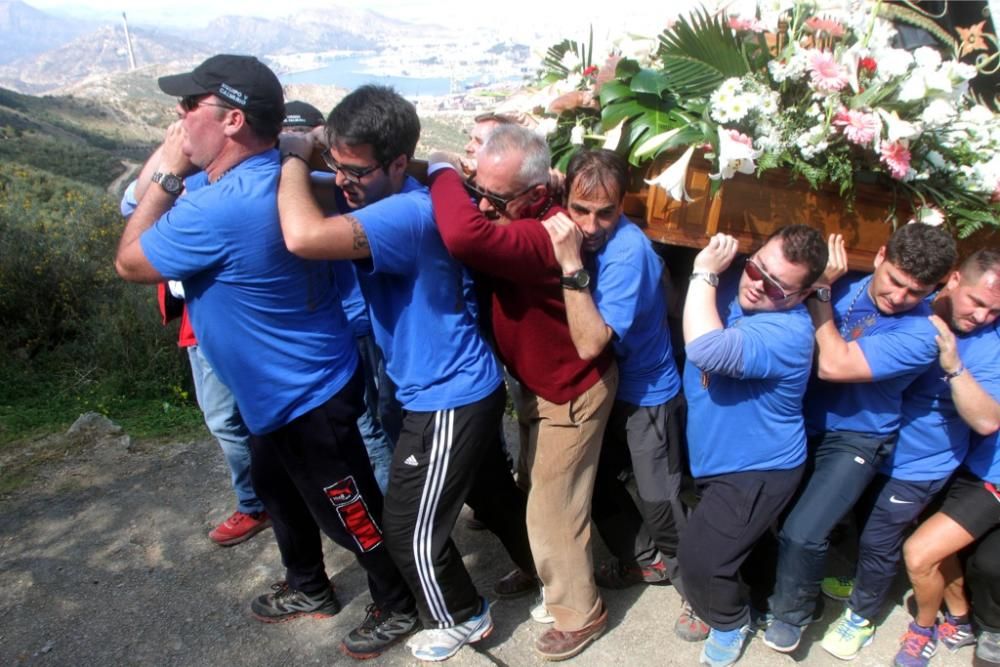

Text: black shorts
xmin=940 ymin=472 xmax=1000 ymax=540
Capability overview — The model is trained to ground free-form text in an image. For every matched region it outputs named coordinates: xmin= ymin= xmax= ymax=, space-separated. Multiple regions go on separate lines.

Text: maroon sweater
xmin=430 ymin=167 xmax=612 ymax=405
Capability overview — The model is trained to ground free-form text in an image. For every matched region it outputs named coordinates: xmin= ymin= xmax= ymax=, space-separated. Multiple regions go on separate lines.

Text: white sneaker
xmin=406 ymin=597 xmax=493 ymax=661
xmin=530 ymin=587 xmax=554 ymax=624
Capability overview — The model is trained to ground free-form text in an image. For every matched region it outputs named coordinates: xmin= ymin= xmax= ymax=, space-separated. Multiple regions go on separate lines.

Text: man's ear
xmin=873 ymin=245 xmax=886 ymax=270
xmin=386 ymin=154 xmax=408 ymax=178
xmin=222 ymin=109 xmax=246 ymax=137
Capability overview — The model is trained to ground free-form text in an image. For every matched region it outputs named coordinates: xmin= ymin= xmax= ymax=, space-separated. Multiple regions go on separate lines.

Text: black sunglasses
xmin=179 ymin=95 xmax=234 ymax=113
xmin=321 ymin=151 xmax=384 ymax=185
xmin=464 ymin=179 xmax=540 ymax=215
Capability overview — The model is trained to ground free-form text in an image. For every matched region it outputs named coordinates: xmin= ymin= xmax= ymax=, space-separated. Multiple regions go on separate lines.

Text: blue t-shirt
xmin=964 ymin=431 xmax=1000 ymax=484
xmin=684 ymin=271 xmax=815 ymax=477
xmin=887 ymin=322 xmax=1000 ymax=480
xmin=139 ymin=150 xmax=358 ymax=435
xmin=592 ymin=217 xmax=680 ymax=406
xmin=332 ymin=260 xmax=371 ymax=338
xmin=805 ymin=272 xmax=938 ymax=436
xmin=352 ymin=176 xmax=502 ymax=410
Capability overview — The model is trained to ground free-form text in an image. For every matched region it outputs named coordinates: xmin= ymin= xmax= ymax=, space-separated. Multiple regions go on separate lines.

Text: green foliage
xmin=0 ymin=130 xmax=125 ymax=187
xmin=657 ymin=8 xmax=752 ymax=98
xmin=0 ymin=163 xmax=197 ymax=445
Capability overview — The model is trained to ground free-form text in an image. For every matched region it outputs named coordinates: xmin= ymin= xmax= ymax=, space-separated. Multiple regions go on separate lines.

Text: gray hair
xmin=480 ymin=124 xmax=550 ymax=189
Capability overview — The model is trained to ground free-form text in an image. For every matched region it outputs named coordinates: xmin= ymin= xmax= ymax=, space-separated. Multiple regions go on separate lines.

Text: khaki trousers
xmin=516 ymin=364 xmax=618 ymax=631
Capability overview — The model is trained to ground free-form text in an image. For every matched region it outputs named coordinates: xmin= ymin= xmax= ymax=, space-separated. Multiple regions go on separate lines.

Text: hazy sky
xmin=25 ymin=0 xmax=677 ymax=32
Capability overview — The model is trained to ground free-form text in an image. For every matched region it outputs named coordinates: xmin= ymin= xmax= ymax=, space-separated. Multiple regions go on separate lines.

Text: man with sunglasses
xmin=764 ymin=223 xmax=957 ymax=654
xmin=429 ymin=125 xmax=618 ymax=661
xmin=539 ymin=149 xmax=684 ymax=594
xmin=278 ymin=85 xmax=535 ymax=662
xmin=677 ymin=226 xmax=827 ymax=667
xmin=115 ymin=55 xmax=415 ymax=660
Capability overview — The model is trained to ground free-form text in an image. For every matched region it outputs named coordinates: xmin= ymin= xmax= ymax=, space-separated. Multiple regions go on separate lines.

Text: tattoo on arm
xmin=348 ymin=215 xmax=369 ymax=252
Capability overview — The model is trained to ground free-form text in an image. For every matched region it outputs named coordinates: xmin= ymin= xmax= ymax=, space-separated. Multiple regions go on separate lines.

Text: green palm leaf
xmin=658 ymin=8 xmax=751 ymax=98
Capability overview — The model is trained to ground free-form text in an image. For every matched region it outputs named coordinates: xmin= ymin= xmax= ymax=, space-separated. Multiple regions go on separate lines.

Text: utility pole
xmin=121 ymin=12 xmax=137 ymax=70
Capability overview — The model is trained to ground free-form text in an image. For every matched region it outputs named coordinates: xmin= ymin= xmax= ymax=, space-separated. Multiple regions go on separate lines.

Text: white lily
xmin=878 ymin=109 xmax=921 ymax=142
xmin=645 ymin=146 xmax=696 ymax=202
xmin=602 ymin=119 xmax=626 ymax=150
xmin=710 ymin=129 xmax=760 ymax=180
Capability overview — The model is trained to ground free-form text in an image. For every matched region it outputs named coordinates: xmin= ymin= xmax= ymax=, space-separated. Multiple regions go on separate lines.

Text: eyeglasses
xmin=179 ymin=95 xmax=234 ymax=113
xmin=744 ymin=257 xmax=804 ymax=301
xmin=321 ymin=152 xmax=383 ymax=185
xmin=464 ymin=179 xmax=540 ymax=216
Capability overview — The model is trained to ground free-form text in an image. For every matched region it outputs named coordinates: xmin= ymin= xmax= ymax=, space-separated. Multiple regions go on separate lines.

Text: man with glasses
xmin=429 ymin=125 xmax=618 ymax=661
xmin=114 ymin=55 xmax=415 ymax=660
xmin=677 ymin=226 xmax=827 ymax=667
xmin=277 ymin=85 xmax=535 ymax=662
xmin=764 ymin=223 xmax=957 ymax=654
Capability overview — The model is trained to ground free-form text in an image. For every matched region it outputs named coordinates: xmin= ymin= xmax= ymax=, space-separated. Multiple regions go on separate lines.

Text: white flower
xmin=874 ymin=48 xmax=913 ymax=79
xmin=960 ymin=105 xmax=994 ymax=124
xmin=645 ymin=146 xmax=696 ymax=201
xmin=560 ymin=50 xmax=582 ymax=72
xmin=924 ymin=150 xmax=946 ymax=171
xmin=718 ymin=77 xmax=742 ymax=96
xmin=711 ymin=129 xmax=760 ymax=180
xmin=909 ymin=206 xmax=945 ymax=226
xmin=898 ymin=73 xmax=928 ymax=102
xmin=921 ymin=99 xmax=957 ymax=128
xmin=602 ymin=119 xmax=625 ymax=150
xmin=536 ymin=117 xmax=558 ymax=136
xmin=570 ymin=124 xmax=585 ymax=145
xmin=878 ymin=109 xmax=922 ymax=141
xmin=614 ymin=35 xmax=658 ymax=65
xmin=758 ymin=91 xmax=780 ymax=116
xmin=913 ymin=47 xmax=942 ymax=70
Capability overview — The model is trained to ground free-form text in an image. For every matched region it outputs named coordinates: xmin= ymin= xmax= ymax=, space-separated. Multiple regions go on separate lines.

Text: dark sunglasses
xmin=321 ymin=152 xmax=383 ymax=185
xmin=464 ymin=179 xmax=540 ymax=215
xmin=744 ymin=257 xmax=804 ymax=301
xmin=179 ymin=95 xmax=233 ymax=112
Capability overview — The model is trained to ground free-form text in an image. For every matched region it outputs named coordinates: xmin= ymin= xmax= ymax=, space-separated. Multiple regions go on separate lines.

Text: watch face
xmin=576 ymin=269 xmax=590 ymax=288
xmin=162 ymin=174 xmax=183 ymax=194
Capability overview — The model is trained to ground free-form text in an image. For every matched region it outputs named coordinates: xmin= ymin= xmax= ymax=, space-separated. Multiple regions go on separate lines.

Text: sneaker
xmin=894 ymin=622 xmax=938 ymax=667
xmin=675 ymin=600 xmax=710 ymax=642
xmin=700 ymin=625 xmax=750 ymax=667
xmin=821 ymin=576 xmax=855 ymax=601
xmin=340 ymin=603 xmax=420 ymax=660
xmin=976 ymin=630 xmax=1000 ymax=666
xmin=209 ymin=510 xmax=271 ymax=546
xmin=250 ymin=581 xmax=341 ymax=623
xmin=938 ymin=613 xmax=976 ymax=652
xmin=531 ymin=588 xmax=554 ymax=624
xmin=535 ymin=602 xmax=608 ymax=661
xmin=594 ymin=558 xmax=670 ymax=589
xmin=821 ymin=609 xmax=875 ymax=660
xmin=763 ymin=618 xmax=803 ymax=653
xmin=494 ymin=568 xmax=539 ymax=599
xmin=406 ymin=597 xmax=493 ymax=661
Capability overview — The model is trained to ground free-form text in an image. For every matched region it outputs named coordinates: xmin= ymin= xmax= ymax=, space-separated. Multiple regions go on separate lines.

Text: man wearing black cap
xmin=115 ymin=54 xmax=416 ymax=660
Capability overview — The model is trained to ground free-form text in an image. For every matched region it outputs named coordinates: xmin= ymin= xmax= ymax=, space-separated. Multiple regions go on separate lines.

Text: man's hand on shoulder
xmin=279 ymin=130 xmax=317 ymax=164
xmin=542 ymin=212 xmax=584 ymax=274
xmin=819 ymin=233 xmax=848 ymax=287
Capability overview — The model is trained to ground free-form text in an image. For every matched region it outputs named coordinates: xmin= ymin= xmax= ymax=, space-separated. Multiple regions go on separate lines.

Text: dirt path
xmin=107 ymin=160 xmax=140 ymax=197
xmin=0 ymin=418 xmax=980 ymax=666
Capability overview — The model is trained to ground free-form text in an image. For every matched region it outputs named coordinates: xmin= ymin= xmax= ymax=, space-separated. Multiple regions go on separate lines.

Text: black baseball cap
xmin=283 ymin=100 xmax=325 ymax=128
xmin=158 ymin=54 xmax=284 ymax=121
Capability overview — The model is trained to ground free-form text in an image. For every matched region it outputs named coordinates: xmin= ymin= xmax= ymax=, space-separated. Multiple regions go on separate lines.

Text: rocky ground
xmin=0 ymin=415 xmax=981 ymax=666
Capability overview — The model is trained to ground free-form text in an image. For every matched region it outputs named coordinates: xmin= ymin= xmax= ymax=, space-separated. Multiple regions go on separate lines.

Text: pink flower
xmin=725 ymin=129 xmax=754 ymax=148
xmin=807 ymin=50 xmax=849 ymax=93
xmin=879 ymin=140 xmax=912 ymax=180
xmin=833 ymin=108 xmax=879 ymax=146
xmin=728 ymin=16 xmax=766 ymax=33
xmin=805 ymin=16 xmax=846 ymax=37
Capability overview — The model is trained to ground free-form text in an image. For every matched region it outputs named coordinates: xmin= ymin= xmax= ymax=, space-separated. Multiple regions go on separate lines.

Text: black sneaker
xmin=340 ymin=604 xmax=420 ymax=660
xmin=594 ymin=558 xmax=670 ymax=589
xmin=250 ymin=581 xmax=341 ymax=623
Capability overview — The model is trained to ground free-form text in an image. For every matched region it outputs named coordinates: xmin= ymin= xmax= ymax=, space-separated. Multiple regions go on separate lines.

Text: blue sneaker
xmin=763 ymin=618 xmax=803 ymax=653
xmin=893 ymin=622 xmax=937 ymax=667
xmin=700 ymin=625 xmax=750 ymax=667
xmin=406 ymin=597 xmax=493 ymax=661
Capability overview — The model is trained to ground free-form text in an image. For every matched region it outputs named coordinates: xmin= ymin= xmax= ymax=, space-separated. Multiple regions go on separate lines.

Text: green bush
xmin=0 ymin=162 xmax=198 ymax=444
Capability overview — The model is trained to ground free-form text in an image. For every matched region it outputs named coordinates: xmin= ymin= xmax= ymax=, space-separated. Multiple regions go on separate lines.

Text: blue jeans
xmin=356 ymin=334 xmax=396 ymax=494
xmin=187 ymin=345 xmax=263 ymax=514
xmin=769 ymin=431 xmax=895 ymax=626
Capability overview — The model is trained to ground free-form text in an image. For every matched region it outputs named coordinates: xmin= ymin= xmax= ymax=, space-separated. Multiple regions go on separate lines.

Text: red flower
xmin=583 ymin=65 xmax=599 ymax=77
xmin=859 ymin=57 xmax=877 ymax=73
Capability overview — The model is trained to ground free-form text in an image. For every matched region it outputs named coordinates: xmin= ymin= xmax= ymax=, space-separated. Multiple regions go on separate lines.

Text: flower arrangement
xmin=518 ymin=1 xmax=1000 ymax=238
